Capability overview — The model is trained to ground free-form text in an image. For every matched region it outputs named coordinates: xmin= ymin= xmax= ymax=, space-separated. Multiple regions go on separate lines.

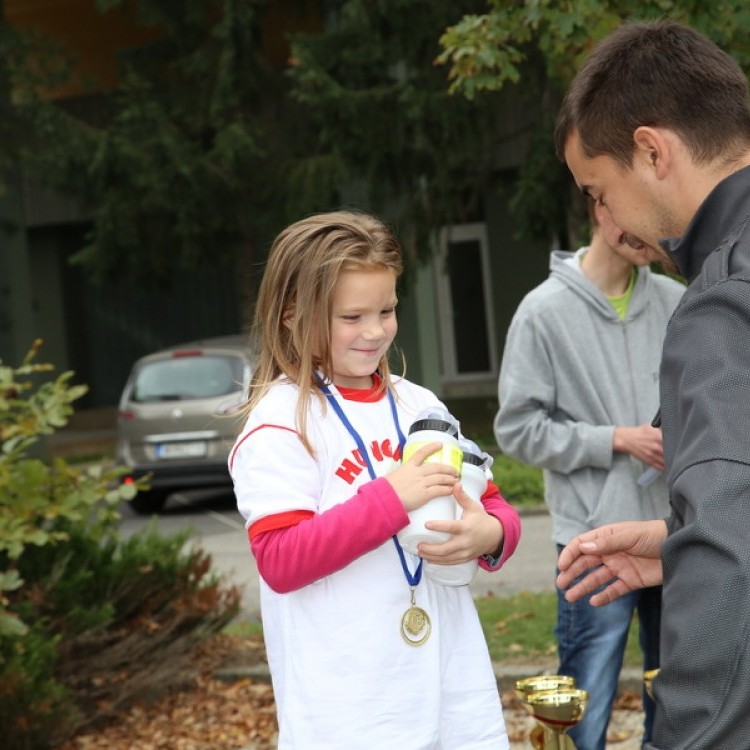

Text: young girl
xmin=229 ymin=210 xmax=520 ymax=749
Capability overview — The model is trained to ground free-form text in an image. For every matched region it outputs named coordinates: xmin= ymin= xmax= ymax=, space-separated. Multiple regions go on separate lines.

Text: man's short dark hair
xmin=555 ymin=20 xmax=750 ymax=166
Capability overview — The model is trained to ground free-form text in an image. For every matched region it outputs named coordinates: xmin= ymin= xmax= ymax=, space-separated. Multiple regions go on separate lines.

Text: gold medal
xmin=400 ymin=588 xmax=431 ymax=646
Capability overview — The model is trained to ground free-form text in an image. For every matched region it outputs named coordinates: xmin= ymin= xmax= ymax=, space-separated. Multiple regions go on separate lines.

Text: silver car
xmin=116 ymin=334 xmax=253 ymax=513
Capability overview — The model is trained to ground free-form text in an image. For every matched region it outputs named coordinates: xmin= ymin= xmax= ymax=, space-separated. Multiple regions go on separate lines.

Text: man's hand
xmin=556 ymin=520 xmax=667 ymax=606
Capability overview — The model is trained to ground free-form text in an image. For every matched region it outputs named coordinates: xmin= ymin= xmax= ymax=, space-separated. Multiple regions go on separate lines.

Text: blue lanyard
xmin=318 ymin=381 xmax=422 ymax=587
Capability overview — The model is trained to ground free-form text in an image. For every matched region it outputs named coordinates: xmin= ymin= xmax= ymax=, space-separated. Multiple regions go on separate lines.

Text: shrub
xmin=0 ymin=340 xmax=136 ymax=636
xmin=5 ymin=523 xmax=240 ymax=744
xmin=0 ymin=343 xmax=240 ymax=746
xmin=490 ymin=453 xmax=544 ymax=507
xmin=0 ymin=624 xmax=72 ymax=750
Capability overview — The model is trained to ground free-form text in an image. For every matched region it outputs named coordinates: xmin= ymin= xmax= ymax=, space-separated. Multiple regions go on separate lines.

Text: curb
xmin=213 ymin=661 xmax=647 ymax=696
xmin=492 ymin=661 xmax=646 ymax=694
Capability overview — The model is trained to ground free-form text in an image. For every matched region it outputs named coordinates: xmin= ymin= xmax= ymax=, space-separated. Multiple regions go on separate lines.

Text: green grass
xmin=476 ymin=592 xmax=558 ymax=662
xmin=225 ymin=592 xmax=642 ymax=667
xmin=476 ymin=592 xmax=642 ymax=667
xmin=467 ymin=436 xmax=545 ymax=508
xmin=224 ymin=619 xmax=264 ymax=639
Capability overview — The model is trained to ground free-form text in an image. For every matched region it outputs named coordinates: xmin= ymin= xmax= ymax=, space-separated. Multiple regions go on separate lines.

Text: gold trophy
xmin=643 ymin=668 xmax=660 ymax=700
xmin=514 ymin=675 xmax=588 ymax=750
xmin=515 ymin=675 xmax=577 ymax=749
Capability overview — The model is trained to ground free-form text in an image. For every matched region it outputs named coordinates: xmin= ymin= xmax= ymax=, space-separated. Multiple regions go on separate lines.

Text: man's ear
xmin=633 ymin=126 xmax=672 ymax=179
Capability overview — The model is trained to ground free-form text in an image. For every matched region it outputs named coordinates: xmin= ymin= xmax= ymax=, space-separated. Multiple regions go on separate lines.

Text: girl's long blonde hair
xmin=245 ymin=210 xmax=404 ymax=454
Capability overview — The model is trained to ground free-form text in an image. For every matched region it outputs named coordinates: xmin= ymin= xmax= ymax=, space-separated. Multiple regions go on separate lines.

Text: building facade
xmin=0 ymin=0 xmax=550 ymax=428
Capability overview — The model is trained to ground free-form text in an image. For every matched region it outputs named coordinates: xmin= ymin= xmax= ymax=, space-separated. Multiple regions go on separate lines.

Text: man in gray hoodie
xmin=495 ymin=201 xmax=684 ymax=750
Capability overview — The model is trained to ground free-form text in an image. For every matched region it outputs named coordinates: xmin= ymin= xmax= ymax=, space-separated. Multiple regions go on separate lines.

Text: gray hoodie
xmin=495 ymin=249 xmax=685 ymax=545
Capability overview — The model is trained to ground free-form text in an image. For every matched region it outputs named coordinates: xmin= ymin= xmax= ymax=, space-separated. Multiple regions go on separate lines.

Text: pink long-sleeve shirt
xmin=250 ymin=477 xmax=520 ymax=593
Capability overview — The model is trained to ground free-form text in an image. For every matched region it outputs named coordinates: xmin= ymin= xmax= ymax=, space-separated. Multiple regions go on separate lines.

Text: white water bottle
xmin=396 ymin=407 xmax=463 ymax=555
xmin=425 ymin=438 xmax=491 ymax=586
xmin=458 ymin=438 xmax=491 ymax=512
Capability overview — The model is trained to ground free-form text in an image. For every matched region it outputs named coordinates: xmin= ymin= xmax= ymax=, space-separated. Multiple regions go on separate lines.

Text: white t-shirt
xmin=230 ymin=377 xmax=508 ymax=749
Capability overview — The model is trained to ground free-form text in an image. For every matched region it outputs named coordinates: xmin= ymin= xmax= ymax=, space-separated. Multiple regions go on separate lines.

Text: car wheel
xmin=128 ymin=489 xmax=169 ymax=515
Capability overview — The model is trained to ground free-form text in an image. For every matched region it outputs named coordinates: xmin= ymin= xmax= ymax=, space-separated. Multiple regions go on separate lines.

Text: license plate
xmin=155 ymin=441 xmax=207 ymax=459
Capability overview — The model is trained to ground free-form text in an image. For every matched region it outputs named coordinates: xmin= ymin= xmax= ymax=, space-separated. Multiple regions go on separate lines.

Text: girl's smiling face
xmin=329 ymin=267 xmax=398 ymax=389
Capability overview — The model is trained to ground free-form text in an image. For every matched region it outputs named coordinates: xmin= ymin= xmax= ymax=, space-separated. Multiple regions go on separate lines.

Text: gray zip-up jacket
xmin=495 ymin=250 xmax=684 ymax=545
xmin=646 ymin=165 xmax=750 ymax=750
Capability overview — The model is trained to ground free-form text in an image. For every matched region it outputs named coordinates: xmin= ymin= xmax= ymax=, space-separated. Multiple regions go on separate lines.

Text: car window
xmin=131 ymin=354 xmax=245 ymax=402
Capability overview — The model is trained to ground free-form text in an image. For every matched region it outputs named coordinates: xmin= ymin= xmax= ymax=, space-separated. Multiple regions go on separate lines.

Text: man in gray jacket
xmin=554 ymin=19 xmax=750 ymax=750
xmin=495 ymin=201 xmax=684 ymax=750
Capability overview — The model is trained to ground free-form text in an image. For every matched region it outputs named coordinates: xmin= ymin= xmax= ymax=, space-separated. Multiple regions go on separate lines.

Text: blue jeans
xmin=556 ymin=546 xmax=661 ymax=750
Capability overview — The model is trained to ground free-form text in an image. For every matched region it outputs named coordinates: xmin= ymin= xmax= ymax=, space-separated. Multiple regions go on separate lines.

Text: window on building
xmin=435 ymin=223 xmax=497 ymax=382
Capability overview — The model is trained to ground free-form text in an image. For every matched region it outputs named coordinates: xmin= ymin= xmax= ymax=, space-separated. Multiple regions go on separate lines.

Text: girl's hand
xmin=385 ymin=442 xmax=459 ymax=513
xmin=416 ymin=483 xmax=503 ymax=563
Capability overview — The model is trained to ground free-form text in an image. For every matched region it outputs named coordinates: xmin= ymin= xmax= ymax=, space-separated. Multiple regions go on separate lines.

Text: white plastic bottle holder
xmin=396 ymin=408 xmax=462 ymax=555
